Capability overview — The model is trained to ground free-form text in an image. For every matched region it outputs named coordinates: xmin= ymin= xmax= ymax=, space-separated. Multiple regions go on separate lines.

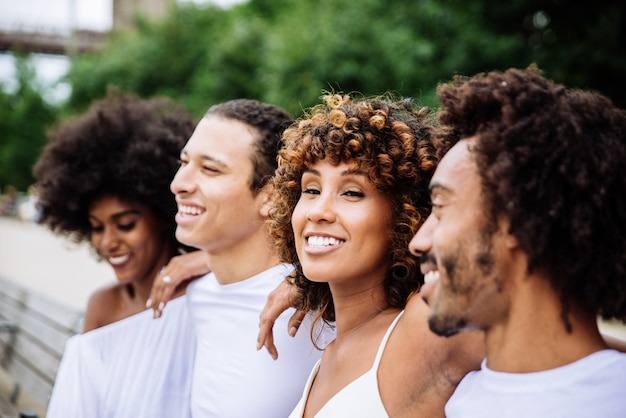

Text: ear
xmin=256 ymin=183 xmax=274 ymax=218
xmin=498 ymin=215 xmax=519 ymax=249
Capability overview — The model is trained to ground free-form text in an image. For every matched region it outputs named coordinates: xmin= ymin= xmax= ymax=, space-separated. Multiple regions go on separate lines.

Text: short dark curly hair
xmin=269 ymin=94 xmax=441 ymax=327
xmin=437 ymin=65 xmax=626 ymax=323
xmin=34 ymin=89 xmax=196 ymax=251
xmin=204 ymin=99 xmax=294 ymax=193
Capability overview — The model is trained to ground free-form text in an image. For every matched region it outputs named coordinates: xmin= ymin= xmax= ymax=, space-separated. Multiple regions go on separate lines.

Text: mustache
xmin=418 ymin=252 xmax=437 ymax=266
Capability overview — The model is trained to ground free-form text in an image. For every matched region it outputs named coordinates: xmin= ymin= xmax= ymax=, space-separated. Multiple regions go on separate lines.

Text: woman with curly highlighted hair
xmin=258 ymin=94 xmax=484 ymax=417
xmin=34 ymin=90 xmax=209 ymax=418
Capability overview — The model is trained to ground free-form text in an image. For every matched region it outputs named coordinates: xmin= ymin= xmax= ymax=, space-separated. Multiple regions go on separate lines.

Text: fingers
xmin=147 ymin=251 xmax=211 ymax=319
xmin=148 ymin=267 xmax=175 ymax=319
xmin=257 ymin=316 xmax=278 ymax=360
xmin=287 ymin=309 xmax=306 ymax=337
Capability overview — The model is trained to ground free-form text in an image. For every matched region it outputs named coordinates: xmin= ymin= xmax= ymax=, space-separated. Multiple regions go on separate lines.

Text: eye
xmin=90 ymin=224 xmax=104 ymax=233
xmin=202 ymin=165 xmax=220 ymax=174
xmin=343 ymin=190 xmax=364 ymax=198
xmin=177 ymin=158 xmax=188 ymax=167
xmin=302 ymin=187 xmax=320 ymax=195
xmin=118 ymin=221 xmax=137 ymax=232
xmin=429 ymin=196 xmax=444 ymax=218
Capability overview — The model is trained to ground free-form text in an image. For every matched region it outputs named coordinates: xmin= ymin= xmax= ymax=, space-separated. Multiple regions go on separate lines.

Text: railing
xmin=0 ymin=29 xmax=107 ymax=55
xmin=0 ymin=275 xmax=84 ymax=417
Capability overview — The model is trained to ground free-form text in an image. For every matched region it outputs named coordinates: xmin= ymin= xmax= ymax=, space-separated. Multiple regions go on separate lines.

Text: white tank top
xmin=288 ymin=310 xmax=405 ymax=417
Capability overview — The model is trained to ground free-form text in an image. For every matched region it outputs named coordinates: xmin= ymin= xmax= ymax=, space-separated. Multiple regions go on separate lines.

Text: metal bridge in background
xmin=0 ymin=0 xmax=173 ymax=55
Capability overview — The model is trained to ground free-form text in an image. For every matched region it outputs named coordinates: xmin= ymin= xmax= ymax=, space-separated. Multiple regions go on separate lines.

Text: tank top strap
xmin=371 ymin=310 xmax=405 ymax=371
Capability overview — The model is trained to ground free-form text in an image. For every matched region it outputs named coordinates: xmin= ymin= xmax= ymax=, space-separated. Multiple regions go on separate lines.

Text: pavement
xmin=0 ymin=216 xmax=114 ymax=312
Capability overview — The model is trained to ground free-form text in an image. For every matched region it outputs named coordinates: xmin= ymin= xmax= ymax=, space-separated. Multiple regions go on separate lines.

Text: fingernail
xmin=146 ymin=298 xmax=152 ymax=308
xmin=289 ymin=327 xmax=297 ymax=337
xmin=158 ymin=302 xmax=165 ymax=311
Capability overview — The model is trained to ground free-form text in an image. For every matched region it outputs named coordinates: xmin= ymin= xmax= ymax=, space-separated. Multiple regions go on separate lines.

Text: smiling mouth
xmin=178 ymin=204 xmax=205 ymax=216
xmin=424 ymin=270 xmax=440 ymax=284
xmin=306 ymin=236 xmax=345 ymax=248
xmin=108 ymin=253 xmax=130 ymax=266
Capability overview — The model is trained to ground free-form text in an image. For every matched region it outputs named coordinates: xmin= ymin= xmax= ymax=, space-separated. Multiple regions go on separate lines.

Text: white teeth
xmin=307 ymin=236 xmax=344 ymax=247
xmin=108 ymin=254 xmax=130 ymax=265
xmin=179 ymin=205 xmax=204 ymax=215
xmin=424 ymin=270 xmax=440 ymax=284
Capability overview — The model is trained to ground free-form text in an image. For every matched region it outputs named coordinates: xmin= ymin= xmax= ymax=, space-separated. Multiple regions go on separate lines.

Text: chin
xmin=428 ymin=313 xmax=465 ymax=338
xmin=175 ymin=229 xmax=197 ymax=248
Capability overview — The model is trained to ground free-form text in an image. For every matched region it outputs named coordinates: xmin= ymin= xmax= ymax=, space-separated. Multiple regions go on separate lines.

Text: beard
xmin=428 ymin=225 xmax=497 ymax=337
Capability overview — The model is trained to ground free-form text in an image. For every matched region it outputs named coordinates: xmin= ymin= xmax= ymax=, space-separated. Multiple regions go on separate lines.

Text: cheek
xmin=291 ymin=200 xmax=307 ymax=233
xmin=439 ymin=238 xmax=476 ymax=294
xmin=129 ymin=225 xmax=158 ymax=250
xmin=90 ymin=234 xmax=100 ymax=248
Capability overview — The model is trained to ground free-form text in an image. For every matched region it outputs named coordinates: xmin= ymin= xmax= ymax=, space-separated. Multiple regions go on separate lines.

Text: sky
xmin=0 ymin=0 xmax=239 ymax=103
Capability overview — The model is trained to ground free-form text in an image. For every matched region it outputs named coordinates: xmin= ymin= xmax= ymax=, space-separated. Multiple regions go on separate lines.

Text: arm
xmin=257 ymin=278 xmax=307 ymax=360
xmin=147 ymin=250 xmax=210 ymax=318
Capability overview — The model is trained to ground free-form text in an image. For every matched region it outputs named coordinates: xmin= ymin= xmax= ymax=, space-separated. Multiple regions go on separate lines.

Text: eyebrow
xmin=303 ymin=168 xmax=367 ymax=177
xmin=180 ymin=149 xmax=228 ymax=168
xmin=89 ymin=209 xmax=142 ymax=222
xmin=428 ymin=182 xmax=452 ymax=195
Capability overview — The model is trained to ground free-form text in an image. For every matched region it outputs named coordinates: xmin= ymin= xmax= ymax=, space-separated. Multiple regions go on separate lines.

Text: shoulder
xmin=83 ymin=284 xmax=125 ymax=332
xmin=383 ymin=291 xmax=484 ymax=389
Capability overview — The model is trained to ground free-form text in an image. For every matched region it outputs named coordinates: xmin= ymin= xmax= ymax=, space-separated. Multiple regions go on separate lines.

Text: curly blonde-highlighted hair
xmin=269 ymin=94 xmax=441 ymax=328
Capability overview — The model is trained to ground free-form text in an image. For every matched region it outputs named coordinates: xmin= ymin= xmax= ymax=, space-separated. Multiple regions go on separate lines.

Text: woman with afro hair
xmin=35 ymin=89 xmax=209 ymax=418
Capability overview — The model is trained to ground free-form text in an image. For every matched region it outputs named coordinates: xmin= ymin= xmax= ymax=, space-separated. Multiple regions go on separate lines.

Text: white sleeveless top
xmin=288 ymin=310 xmax=404 ymax=418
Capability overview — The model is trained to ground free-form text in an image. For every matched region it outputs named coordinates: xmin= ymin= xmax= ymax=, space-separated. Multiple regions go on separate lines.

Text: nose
xmin=170 ymin=164 xmax=195 ymax=196
xmin=305 ymin=192 xmax=336 ymax=223
xmin=409 ymin=213 xmax=437 ymax=257
xmin=96 ymin=226 xmax=120 ymax=253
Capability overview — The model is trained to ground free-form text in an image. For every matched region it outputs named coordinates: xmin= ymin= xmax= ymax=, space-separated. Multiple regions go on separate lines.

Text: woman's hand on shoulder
xmin=257 ymin=277 xmax=306 ymax=360
xmin=147 ymin=251 xmax=210 ymax=318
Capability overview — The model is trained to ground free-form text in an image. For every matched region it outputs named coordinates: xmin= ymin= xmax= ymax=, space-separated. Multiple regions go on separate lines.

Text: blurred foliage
xmin=63 ymin=0 xmax=626 ymax=118
xmin=0 ymin=56 xmax=57 ymax=191
xmin=2 ymin=0 xmax=624 ymax=191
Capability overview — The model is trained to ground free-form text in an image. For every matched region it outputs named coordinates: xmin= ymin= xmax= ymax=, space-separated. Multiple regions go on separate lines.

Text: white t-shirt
xmin=47 ymin=296 xmax=196 ymax=418
xmin=187 ymin=263 xmax=323 ymax=418
xmin=446 ymin=349 xmax=626 ymax=418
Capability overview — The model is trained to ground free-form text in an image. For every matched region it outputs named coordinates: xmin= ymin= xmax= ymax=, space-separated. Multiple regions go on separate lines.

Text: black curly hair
xmin=437 ymin=65 xmax=626 ymax=324
xmin=34 ymin=89 xmax=196 ymax=254
xmin=269 ymin=94 xmax=441 ymax=329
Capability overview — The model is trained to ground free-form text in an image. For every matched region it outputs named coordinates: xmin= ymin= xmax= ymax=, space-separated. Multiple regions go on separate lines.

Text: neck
xmin=207 ymin=230 xmax=280 ymax=284
xmin=485 ymin=272 xmax=606 ymax=372
xmin=129 ymin=241 xmax=175 ymax=304
xmin=330 ymin=280 xmax=391 ymax=339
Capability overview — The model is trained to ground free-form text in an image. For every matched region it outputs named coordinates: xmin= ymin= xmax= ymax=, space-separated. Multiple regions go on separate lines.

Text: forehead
xmin=183 ymin=115 xmax=256 ymax=162
xmin=89 ymin=195 xmax=134 ymax=213
xmin=430 ymin=138 xmax=478 ymax=195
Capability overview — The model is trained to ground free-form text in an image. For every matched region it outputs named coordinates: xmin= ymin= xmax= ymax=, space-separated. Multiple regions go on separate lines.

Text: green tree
xmin=66 ymin=3 xmax=233 ymax=118
xmin=64 ymin=0 xmax=625 ymax=118
xmin=0 ymin=56 xmax=57 ymax=191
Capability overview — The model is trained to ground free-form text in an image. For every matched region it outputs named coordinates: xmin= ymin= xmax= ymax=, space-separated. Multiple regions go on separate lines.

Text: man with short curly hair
xmin=166 ymin=99 xmax=322 ymax=417
xmin=410 ymin=66 xmax=626 ymax=417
